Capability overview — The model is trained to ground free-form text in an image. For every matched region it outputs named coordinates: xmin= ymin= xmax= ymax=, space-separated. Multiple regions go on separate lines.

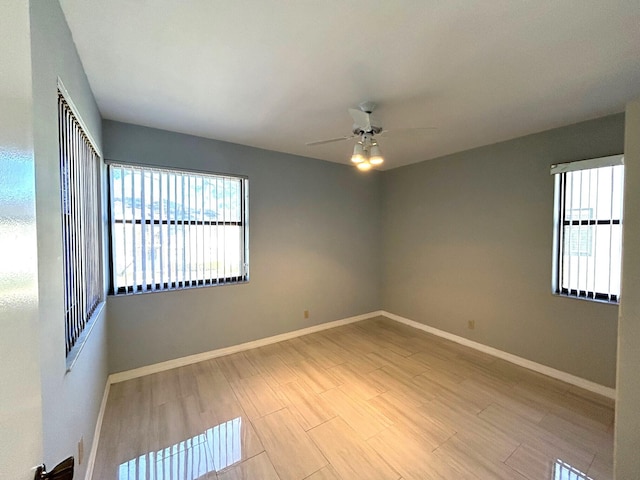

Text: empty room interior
xmin=3 ymin=1 xmax=640 ymax=479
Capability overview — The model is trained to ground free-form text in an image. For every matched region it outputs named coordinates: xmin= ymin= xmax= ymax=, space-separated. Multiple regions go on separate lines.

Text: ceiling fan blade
xmin=379 ymin=127 xmax=437 ymax=138
xmin=306 ymin=135 xmax=355 ymax=146
xmin=348 ymin=108 xmax=371 ymax=130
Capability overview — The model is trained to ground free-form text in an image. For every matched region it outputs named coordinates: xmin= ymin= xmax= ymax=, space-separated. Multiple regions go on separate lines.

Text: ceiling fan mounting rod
xmin=359 ymin=101 xmax=377 ymax=114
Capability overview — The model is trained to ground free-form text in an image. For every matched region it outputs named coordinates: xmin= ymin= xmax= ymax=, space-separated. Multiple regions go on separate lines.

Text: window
xmin=108 ymin=164 xmax=248 ymax=294
xmin=58 ymin=92 xmax=102 ymax=356
xmin=551 ymin=155 xmax=624 ymax=303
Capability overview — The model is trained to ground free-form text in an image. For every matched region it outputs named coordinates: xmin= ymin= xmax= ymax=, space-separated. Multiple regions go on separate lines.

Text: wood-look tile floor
xmin=93 ymin=317 xmax=614 ymax=479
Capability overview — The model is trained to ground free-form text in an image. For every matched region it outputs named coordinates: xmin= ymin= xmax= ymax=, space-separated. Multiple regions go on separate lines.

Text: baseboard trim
xmin=109 ymin=311 xmax=384 ymax=384
xmin=84 ymin=379 xmax=110 ymax=480
xmin=108 ymin=308 xmax=616 ymax=398
xmin=381 ymin=311 xmax=616 ymax=400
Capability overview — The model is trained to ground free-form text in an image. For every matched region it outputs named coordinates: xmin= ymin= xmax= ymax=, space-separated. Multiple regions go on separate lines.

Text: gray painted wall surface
xmin=382 ymin=114 xmax=624 ymax=387
xmin=30 ymin=1 xmax=108 ymax=479
xmin=104 ymin=121 xmax=382 ymax=373
xmin=615 ymin=99 xmax=640 ymax=478
xmin=0 ymin=1 xmax=43 ymax=478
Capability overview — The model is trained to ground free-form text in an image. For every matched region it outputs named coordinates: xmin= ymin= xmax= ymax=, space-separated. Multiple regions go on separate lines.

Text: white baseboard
xmin=84 ymin=379 xmax=110 ymax=480
xmin=109 ymin=311 xmax=384 ymax=384
xmin=381 ymin=311 xmax=616 ymax=400
xmin=108 ymin=308 xmax=616 ymax=398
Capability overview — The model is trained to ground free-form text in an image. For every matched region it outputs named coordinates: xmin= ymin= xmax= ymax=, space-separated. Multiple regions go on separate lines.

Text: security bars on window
xmin=109 ymin=164 xmax=248 ymax=294
xmin=58 ymin=93 xmax=102 ymax=356
xmin=551 ymin=155 xmax=624 ymax=303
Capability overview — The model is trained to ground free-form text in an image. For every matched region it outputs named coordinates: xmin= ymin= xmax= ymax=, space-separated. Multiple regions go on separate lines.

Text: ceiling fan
xmin=306 ymin=102 xmax=435 ymax=170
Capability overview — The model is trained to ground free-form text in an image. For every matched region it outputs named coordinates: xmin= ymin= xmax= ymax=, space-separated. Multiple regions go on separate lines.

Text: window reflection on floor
xmin=119 ymin=417 xmax=242 ymax=479
xmin=554 ymin=459 xmax=593 ymax=480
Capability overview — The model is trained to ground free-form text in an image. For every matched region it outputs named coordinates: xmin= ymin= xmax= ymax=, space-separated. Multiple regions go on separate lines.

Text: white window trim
xmin=550 ymin=154 xmax=623 ymax=175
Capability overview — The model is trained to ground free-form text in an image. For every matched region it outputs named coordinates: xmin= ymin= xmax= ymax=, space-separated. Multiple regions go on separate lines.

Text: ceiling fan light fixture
xmin=356 ymin=161 xmax=372 ymax=171
xmin=351 ymin=142 xmax=365 ymax=163
xmin=369 ymin=144 xmax=384 ymax=165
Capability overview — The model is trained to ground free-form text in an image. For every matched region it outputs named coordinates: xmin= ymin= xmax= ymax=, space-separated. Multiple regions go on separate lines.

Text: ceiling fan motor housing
xmin=350 ymin=101 xmax=383 ymax=136
xmin=357 ymin=133 xmax=379 ymax=148
xmin=352 ymin=123 xmax=383 ymax=135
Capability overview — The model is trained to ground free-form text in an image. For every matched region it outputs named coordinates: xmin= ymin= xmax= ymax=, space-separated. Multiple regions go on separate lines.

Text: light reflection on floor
xmin=117 ymin=420 xmax=600 ymax=479
xmin=554 ymin=459 xmax=593 ymax=480
xmin=119 ymin=417 xmax=242 ymax=479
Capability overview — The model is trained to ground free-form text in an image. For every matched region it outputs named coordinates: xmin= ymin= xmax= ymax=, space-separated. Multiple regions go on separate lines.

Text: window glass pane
xmin=609 ymin=225 xmax=623 ymax=295
xmin=611 ymin=165 xmax=624 ymax=219
xmin=565 ymin=165 xmax=624 ymax=221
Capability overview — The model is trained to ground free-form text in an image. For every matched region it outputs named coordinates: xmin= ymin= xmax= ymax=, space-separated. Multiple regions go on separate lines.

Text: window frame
xmin=107 ymin=162 xmax=249 ymax=295
xmin=551 ymin=155 xmax=624 ymax=304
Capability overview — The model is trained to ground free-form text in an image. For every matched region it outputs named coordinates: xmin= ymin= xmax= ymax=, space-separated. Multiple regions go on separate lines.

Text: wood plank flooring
xmin=93 ymin=316 xmax=614 ymax=479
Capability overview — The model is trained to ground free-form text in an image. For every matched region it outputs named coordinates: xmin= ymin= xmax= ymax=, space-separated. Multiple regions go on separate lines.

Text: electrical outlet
xmin=304 ymin=310 xmax=309 ymax=319
xmin=78 ymin=437 xmax=84 ymax=465
xmin=468 ymin=320 xmax=475 ymax=330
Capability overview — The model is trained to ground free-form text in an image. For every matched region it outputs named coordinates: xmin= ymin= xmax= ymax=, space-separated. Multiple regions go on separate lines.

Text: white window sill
xmin=65 ymin=300 xmax=106 ymax=373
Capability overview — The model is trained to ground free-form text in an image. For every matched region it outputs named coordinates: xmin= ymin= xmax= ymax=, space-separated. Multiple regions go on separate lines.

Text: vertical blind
xmin=58 ymin=93 xmax=102 ymax=356
xmin=109 ymin=163 xmax=248 ymax=294
xmin=551 ymin=155 xmax=624 ymax=302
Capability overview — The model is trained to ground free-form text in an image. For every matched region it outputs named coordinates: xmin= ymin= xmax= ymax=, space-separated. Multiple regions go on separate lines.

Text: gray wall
xmin=615 ymin=98 xmax=640 ymax=477
xmin=30 ymin=1 xmax=109 ymax=479
xmin=0 ymin=1 xmax=43 ymax=478
xmin=104 ymin=121 xmax=382 ymax=373
xmin=382 ymin=114 xmax=624 ymax=387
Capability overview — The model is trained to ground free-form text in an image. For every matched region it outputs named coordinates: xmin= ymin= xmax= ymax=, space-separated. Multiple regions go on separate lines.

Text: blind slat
xmin=608 ymin=167 xmax=615 ymax=299
xmin=591 ymin=168 xmax=598 ymax=296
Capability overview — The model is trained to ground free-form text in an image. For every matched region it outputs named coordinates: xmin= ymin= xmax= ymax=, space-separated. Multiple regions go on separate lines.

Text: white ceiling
xmin=59 ymin=0 xmax=640 ymax=170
